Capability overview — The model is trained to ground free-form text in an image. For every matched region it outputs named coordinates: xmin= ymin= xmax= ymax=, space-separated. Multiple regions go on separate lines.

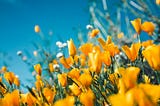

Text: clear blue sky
xmin=0 ymin=0 xmax=89 ymax=87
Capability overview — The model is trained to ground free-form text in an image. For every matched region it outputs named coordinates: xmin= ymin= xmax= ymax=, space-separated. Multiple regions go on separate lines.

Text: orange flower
xmin=26 ymin=93 xmax=37 ymax=106
xmin=97 ymin=38 xmax=106 ymax=49
xmin=141 ymin=21 xmax=155 ymax=35
xmin=43 ymin=87 xmax=55 ymax=103
xmin=54 ymin=96 xmax=75 ymax=106
xmin=68 ymin=68 xmax=80 ymax=80
xmin=66 ymin=56 xmax=74 ymax=66
xmin=142 ymin=45 xmax=160 ymax=71
xmin=59 ymin=56 xmax=70 ymax=69
xmin=80 ymin=89 xmax=95 ymax=106
xmin=79 ymin=43 xmax=93 ymax=56
xmin=88 ymin=51 xmax=102 ymax=73
xmin=78 ymin=73 xmax=92 ymax=87
xmin=34 ymin=64 xmax=42 ymax=75
xmin=2 ymin=90 xmax=20 ymax=106
xmin=1 ymin=66 xmax=7 ymax=72
xmin=35 ymin=79 xmax=44 ymax=91
xmin=58 ymin=73 xmax=67 ymax=87
xmin=34 ymin=25 xmax=40 ymax=33
xmin=118 ymin=67 xmax=140 ymax=93
xmin=122 ymin=43 xmax=141 ymax=62
xmin=89 ymin=29 xmax=100 ymax=38
xmin=141 ymin=40 xmax=153 ymax=48
xmin=4 ymin=72 xmax=15 ymax=85
xmin=101 ymin=51 xmax=111 ymax=66
xmin=131 ymin=18 xmax=141 ymax=34
xmin=48 ymin=63 xmax=54 ymax=72
xmin=104 ymin=43 xmax=120 ymax=57
xmin=67 ymin=39 xmax=76 ymax=56
xmin=80 ymin=54 xmax=86 ymax=66
xmin=14 ymin=76 xmax=20 ymax=87
xmin=117 ymin=32 xmax=124 ymax=39
xmin=156 ymin=0 xmax=160 ymax=5
xmin=69 ymin=83 xmax=81 ymax=96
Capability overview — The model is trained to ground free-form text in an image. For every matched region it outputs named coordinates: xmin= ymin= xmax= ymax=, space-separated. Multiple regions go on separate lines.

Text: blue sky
xmin=0 ymin=0 xmax=89 ymax=87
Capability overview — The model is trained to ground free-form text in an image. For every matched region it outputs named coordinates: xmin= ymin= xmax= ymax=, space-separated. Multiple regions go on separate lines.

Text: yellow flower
xmin=4 ymin=72 xmax=15 ymax=85
xmin=78 ymin=73 xmax=92 ymax=87
xmin=80 ymin=54 xmax=86 ymax=66
xmin=89 ymin=29 xmax=100 ymax=38
xmin=2 ymin=90 xmax=20 ymax=106
xmin=35 ymin=79 xmax=44 ymax=91
xmin=142 ymin=45 xmax=160 ymax=71
xmin=156 ymin=0 xmax=160 ymax=5
xmin=34 ymin=25 xmax=40 ymax=33
xmin=104 ymin=43 xmax=120 ymax=57
xmin=43 ymin=87 xmax=55 ymax=103
xmin=101 ymin=51 xmax=111 ymax=66
xmin=88 ymin=51 xmax=102 ymax=73
xmin=26 ymin=93 xmax=37 ymax=106
xmin=59 ymin=56 xmax=70 ymax=69
xmin=48 ymin=63 xmax=54 ymax=72
xmin=67 ymin=39 xmax=77 ymax=56
xmin=80 ymin=89 xmax=95 ymax=106
xmin=69 ymin=83 xmax=81 ymax=96
xmin=97 ymin=37 xmax=106 ymax=49
xmin=141 ymin=40 xmax=153 ymax=48
xmin=14 ymin=76 xmax=20 ymax=87
xmin=122 ymin=43 xmax=141 ymax=62
xmin=68 ymin=68 xmax=80 ymax=80
xmin=66 ymin=56 xmax=74 ymax=66
xmin=34 ymin=64 xmax=42 ymax=75
xmin=58 ymin=73 xmax=67 ymax=87
xmin=131 ymin=18 xmax=141 ymax=34
xmin=79 ymin=43 xmax=93 ymax=56
xmin=1 ymin=66 xmax=7 ymax=72
xmin=141 ymin=21 xmax=155 ymax=35
xmin=54 ymin=96 xmax=75 ymax=106
xmin=117 ymin=32 xmax=124 ymax=39
xmin=118 ymin=67 xmax=140 ymax=93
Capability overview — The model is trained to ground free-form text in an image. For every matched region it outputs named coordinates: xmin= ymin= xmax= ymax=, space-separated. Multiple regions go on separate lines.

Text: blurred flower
xmin=1 ymin=90 xmax=20 ymax=106
xmin=141 ymin=40 xmax=153 ymax=48
xmin=69 ymin=83 xmax=81 ymax=96
xmin=59 ymin=56 xmax=70 ymax=69
xmin=78 ymin=73 xmax=92 ymax=87
xmin=68 ymin=68 xmax=80 ymax=80
xmin=34 ymin=25 xmax=40 ymax=33
xmin=1 ymin=66 xmax=7 ymax=72
xmin=56 ymin=52 xmax=63 ymax=58
xmin=117 ymin=32 xmax=124 ymax=39
xmin=54 ymin=96 xmax=75 ymax=106
xmin=43 ymin=87 xmax=55 ymax=103
xmin=4 ymin=72 xmax=15 ymax=85
xmin=80 ymin=89 xmax=95 ymax=106
xmin=34 ymin=64 xmax=42 ymax=75
xmin=118 ymin=67 xmax=140 ymax=93
xmin=142 ymin=45 xmax=160 ymax=71
xmin=89 ymin=29 xmax=100 ymax=38
xmin=58 ymin=73 xmax=67 ymax=87
xmin=17 ymin=51 xmax=22 ymax=56
xmin=86 ymin=24 xmax=93 ymax=30
xmin=141 ymin=21 xmax=155 ymax=35
xmin=33 ymin=51 xmax=38 ymax=57
xmin=101 ymin=51 xmax=111 ymax=66
xmin=156 ymin=0 xmax=160 ymax=5
xmin=79 ymin=43 xmax=93 ymax=56
xmin=131 ymin=18 xmax=141 ymax=34
xmin=22 ymin=56 xmax=27 ymax=61
xmin=122 ymin=43 xmax=141 ymax=62
xmin=67 ymin=39 xmax=77 ymax=56
xmin=14 ymin=75 xmax=20 ymax=87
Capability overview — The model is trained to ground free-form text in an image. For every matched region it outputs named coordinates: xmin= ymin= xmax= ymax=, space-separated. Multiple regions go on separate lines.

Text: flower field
xmin=0 ymin=0 xmax=160 ymax=106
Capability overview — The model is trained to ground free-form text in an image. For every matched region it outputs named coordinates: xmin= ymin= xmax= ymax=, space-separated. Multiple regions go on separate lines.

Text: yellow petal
xmin=141 ymin=21 xmax=155 ymax=35
xmin=131 ymin=18 xmax=141 ymax=34
xmin=89 ymin=29 xmax=100 ymax=38
xmin=58 ymin=73 xmax=67 ymax=87
xmin=34 ymin=64 xmax=42 ymax=76
xmin=67 ymin=39 xmax=76 ymax=56
xmin=34 ymin=25 xmax=40 ymax=33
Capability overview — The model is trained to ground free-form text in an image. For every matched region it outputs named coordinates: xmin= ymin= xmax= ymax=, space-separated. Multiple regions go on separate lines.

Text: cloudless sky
xmin=0 ymin=0 xmax=89 ymax=87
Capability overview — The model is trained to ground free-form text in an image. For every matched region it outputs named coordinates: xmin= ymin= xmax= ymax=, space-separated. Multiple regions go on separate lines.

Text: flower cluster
xmin=0 ymin=17 xmax=160 ymax=106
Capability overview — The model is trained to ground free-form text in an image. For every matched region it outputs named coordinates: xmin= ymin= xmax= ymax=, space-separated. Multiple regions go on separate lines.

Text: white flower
xmin=56 ymin=41 xmax=62 ymax=46
xmin=53 ymin=64 xmax=60 ymax=69
xmin=56 ymin=52 xmax=63 ymax=58
xmin=33 ymin=50 xmax=38 ymax=57
xmin=86 ymin=24 xmax=93 ymax=30
xmin=22 ymin=56 xmax=27 ymax=61
xmin=17 ymin=51 xmax=22 ymax=56
xmin=62 ymin=43 xmax=67 ymax=47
